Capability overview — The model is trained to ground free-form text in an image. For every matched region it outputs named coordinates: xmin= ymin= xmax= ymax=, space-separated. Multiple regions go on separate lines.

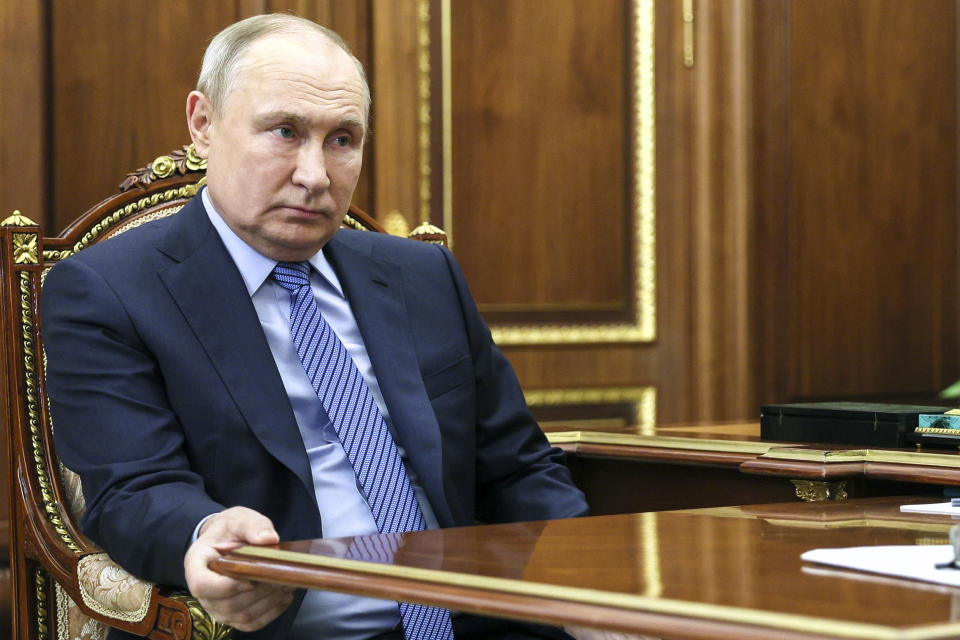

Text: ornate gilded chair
xmin=1 ymin=145 xmax=445 ymax=640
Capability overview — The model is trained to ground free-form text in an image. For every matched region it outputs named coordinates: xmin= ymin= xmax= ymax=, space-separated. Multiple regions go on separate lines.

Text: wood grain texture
xmin=213 ymin=498 xmax=960 ymax=639
xmin=6 ymin=0 xmax=960 ymax=435
xmin=371 ymin=0 xmax=423 ymax=230
xmin=449 ymin=0 xmax=628 ymax=309
xmin=0 ymin=0 xmax=44 ymax=565
xmin=786 ymin=0 xmax=958 ymax=399
xmin=0 ymin=0 xmax=45 ymax=224
xmin=48 ymin=1 xmax=235 ymax=231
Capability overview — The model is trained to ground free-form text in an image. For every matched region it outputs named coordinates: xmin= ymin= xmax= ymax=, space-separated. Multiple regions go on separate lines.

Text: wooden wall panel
xmin=0 ymin=0 xmax=45 ymax=225
xmin=3 ymin=0 xmax=959 ymax=446
xmin=371 ymin=0 xmax=425 ymax=234
xmin=783 ymin=0 xmax=958 ymax=401
xmin=449 ymin=0 xmax=628 ymax=312
xmin=48 ymin=2 xmax=234 ymax=232
xmin=750 ymin=0 xmax=792 ymax=411
xmin=46 ymin=1 xmax=376 ymax=235
xmin=0 ymin=0 xmax=46 ymax=563
xmin=686 ymin=0 xmax=755 ymax=418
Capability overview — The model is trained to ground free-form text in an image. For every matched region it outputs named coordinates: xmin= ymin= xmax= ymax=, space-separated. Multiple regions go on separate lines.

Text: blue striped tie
xmin=271 ymin=262 xmax=454 ymax=640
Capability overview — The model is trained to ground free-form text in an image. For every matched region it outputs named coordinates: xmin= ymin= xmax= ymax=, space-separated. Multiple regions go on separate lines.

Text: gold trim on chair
xmin=3 ymin=210 xmax=39 ymax=227
xmin=19 ymin=271 xmax=82 ymax=553
xmin=119 ymin=144 xmax=208 ymax=192
xmin=168 ymin=594 xmax=234 ymax=640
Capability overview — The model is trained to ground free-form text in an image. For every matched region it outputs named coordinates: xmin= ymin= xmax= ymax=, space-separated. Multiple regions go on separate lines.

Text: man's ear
xmin=186 ymin=91 xmax=214 ymax=157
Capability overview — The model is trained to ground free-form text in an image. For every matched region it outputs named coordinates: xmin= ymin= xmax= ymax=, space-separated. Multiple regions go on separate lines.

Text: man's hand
xmin=184 ymin=506 xmax=295 ymax=632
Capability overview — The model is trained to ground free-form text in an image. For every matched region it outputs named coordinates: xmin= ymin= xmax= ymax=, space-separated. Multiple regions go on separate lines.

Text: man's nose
xmin=292 ymin=143 xmax=331 ymax=192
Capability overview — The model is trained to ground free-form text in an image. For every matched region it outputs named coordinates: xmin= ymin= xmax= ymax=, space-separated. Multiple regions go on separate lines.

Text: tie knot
xmin=271 ymin=261 xmax=311 ymax=292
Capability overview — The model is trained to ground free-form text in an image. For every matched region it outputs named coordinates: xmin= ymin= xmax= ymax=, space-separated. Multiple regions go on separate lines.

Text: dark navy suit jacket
xmin=42 ymin=196 xmax=588 ymax=638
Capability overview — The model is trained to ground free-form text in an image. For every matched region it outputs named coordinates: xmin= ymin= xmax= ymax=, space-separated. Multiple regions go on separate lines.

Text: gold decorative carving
xmin=341 ymin=214 xmax=369 ymax=232
xmin=185 ymin=144 xmax=206 ymax=171
xmin=14 ymin=232 xmax=39 ymax=264
xmin=524 ymin=386 xmax=656 ymax=432
xmin=408 ymin=222 xmax=447 ymax=246
xmin=20 ymin=271 xmax=82 ymax=552
xmin=418 ymin=0 xmax=432 ymax=224
xmin=3 ymin=209 xmax=38 ymax=226
xmin=487 ymin=0 xmax=656 ymax=345
xmin=791 ymin=480 xmax=849 ymax=502
xmin=36 ymin=566 xmax=50 ymax=640
xmin=119 ymin=144 xmax=208 ymax=192
xmin=168 ymin=593 xmax=234 ymax=640
xmin=43 ymin=180 xmax=206 ymax=262
xmin=151 ymin=155 xmax=176 ymax=179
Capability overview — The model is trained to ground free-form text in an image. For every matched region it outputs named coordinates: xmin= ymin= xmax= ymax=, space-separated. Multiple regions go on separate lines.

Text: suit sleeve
xmin=42 ymin=256 xmax=224 ymax=588
xmin=437 ymin=246 xmax=590 ymax=523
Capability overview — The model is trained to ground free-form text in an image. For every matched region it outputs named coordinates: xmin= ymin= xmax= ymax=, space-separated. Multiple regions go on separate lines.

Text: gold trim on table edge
xmin=484 ymin=0 xmax=654 ymax=346
xmin=761 ymin=447 xmax=960 ymax=468
xmin=761 ymin=518 xmax=955 ymax=533
xmin=545 ymin=430 xmax=775 ymax=455
xmin=230 ymin=546 xmax=960 ymax=640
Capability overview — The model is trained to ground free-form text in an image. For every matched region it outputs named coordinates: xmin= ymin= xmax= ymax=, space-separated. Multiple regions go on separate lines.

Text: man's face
xmin=188 ymin=33 xmax=366 ymax=261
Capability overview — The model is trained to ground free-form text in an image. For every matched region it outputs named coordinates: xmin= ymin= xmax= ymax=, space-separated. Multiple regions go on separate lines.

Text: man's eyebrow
xmin=255 ymin=111 xmax=309 ymax=128
xmin=335 ymin=117 xmax=366 ymax=135
xmin=254 ymin=111 xmax=365 ymax=133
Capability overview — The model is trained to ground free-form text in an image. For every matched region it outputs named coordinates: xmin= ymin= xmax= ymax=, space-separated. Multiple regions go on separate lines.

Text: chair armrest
xmin=69 ymin=552 xmax=233 ymax=640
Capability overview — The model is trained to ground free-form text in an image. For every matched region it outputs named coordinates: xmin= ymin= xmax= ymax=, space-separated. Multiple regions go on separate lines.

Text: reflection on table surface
xmin=215 ymin=496 xmax=960 ymax=639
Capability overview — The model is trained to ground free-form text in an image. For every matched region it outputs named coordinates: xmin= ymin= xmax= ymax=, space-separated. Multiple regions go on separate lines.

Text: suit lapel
xmin=155 ymin=199 xmax=314 ymax=498
xmin=325 ymin=232 xmax=453 ymax=525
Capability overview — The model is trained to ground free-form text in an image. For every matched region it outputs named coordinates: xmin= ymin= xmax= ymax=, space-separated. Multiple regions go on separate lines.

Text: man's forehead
xmin=241 ymin=31 xmax=348 ymax=74
xmin=237 ymin=35 xmax=362 ymax=92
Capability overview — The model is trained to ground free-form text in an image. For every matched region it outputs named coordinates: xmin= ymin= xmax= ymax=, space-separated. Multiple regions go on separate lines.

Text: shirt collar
xmin=201 ymin=188 xmax=345 ymax=298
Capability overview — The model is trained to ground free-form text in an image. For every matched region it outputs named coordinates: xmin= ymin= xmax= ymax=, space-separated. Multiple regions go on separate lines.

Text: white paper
xmin=900 ymin=502 xmax=960 ymax=516
xmin=801 ymin=545 xmax=960 ymax=587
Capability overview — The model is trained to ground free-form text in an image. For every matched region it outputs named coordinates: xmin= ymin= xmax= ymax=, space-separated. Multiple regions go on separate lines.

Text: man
xmin=43 ymin=13 xmax=588 ymax=640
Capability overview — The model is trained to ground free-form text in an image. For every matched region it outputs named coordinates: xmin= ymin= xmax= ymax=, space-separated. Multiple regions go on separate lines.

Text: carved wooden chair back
xmin=1 ymin=145 xmax=444 ymax=640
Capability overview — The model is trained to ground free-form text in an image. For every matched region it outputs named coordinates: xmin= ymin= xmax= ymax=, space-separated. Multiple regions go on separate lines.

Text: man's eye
xmin=273 ymin=126 xmax=294 ymax=139
xmin=333 ymin=135 xmax=351 ymax=147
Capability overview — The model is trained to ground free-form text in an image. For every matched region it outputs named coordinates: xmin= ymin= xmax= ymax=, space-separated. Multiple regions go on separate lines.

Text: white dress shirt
xmin=201 ymin=189 xmax=437 ymax=639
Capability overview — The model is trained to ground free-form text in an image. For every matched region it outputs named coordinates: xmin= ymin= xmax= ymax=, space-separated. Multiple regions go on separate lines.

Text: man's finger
xmin=200 ymin=507 xmax=279 ymax=546
xmin=205 ymin=584 xmax=296 ymax=631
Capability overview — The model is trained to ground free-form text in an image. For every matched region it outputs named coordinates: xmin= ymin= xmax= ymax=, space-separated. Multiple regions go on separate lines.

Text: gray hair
xmin=197 ymin=14 xmax=370 ymax=126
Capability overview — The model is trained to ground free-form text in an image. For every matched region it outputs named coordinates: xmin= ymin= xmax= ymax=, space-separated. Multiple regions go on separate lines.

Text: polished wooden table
xmin=546 ymin=423 xmax=960 ymax=513
xmin=214 ymin=496 xmax=960 ymax=640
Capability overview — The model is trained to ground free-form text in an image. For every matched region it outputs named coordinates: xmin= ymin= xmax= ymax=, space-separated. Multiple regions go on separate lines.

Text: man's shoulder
xmin=55 ymin=198 xmax=205 ymax=272
xmin=332 ymin=227 xmax=447 ymax=262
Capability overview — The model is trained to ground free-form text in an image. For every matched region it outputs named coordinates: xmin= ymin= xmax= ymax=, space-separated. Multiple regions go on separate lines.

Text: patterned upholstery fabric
xmin=56 ymin=433 xmax=154 ymax=638
xmin=77 ymin=554 xmax=152 ymax=621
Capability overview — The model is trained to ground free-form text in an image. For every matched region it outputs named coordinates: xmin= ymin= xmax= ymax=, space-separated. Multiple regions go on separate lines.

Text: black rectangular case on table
xmin=759 ymin=402 xmax=956 ymax=448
